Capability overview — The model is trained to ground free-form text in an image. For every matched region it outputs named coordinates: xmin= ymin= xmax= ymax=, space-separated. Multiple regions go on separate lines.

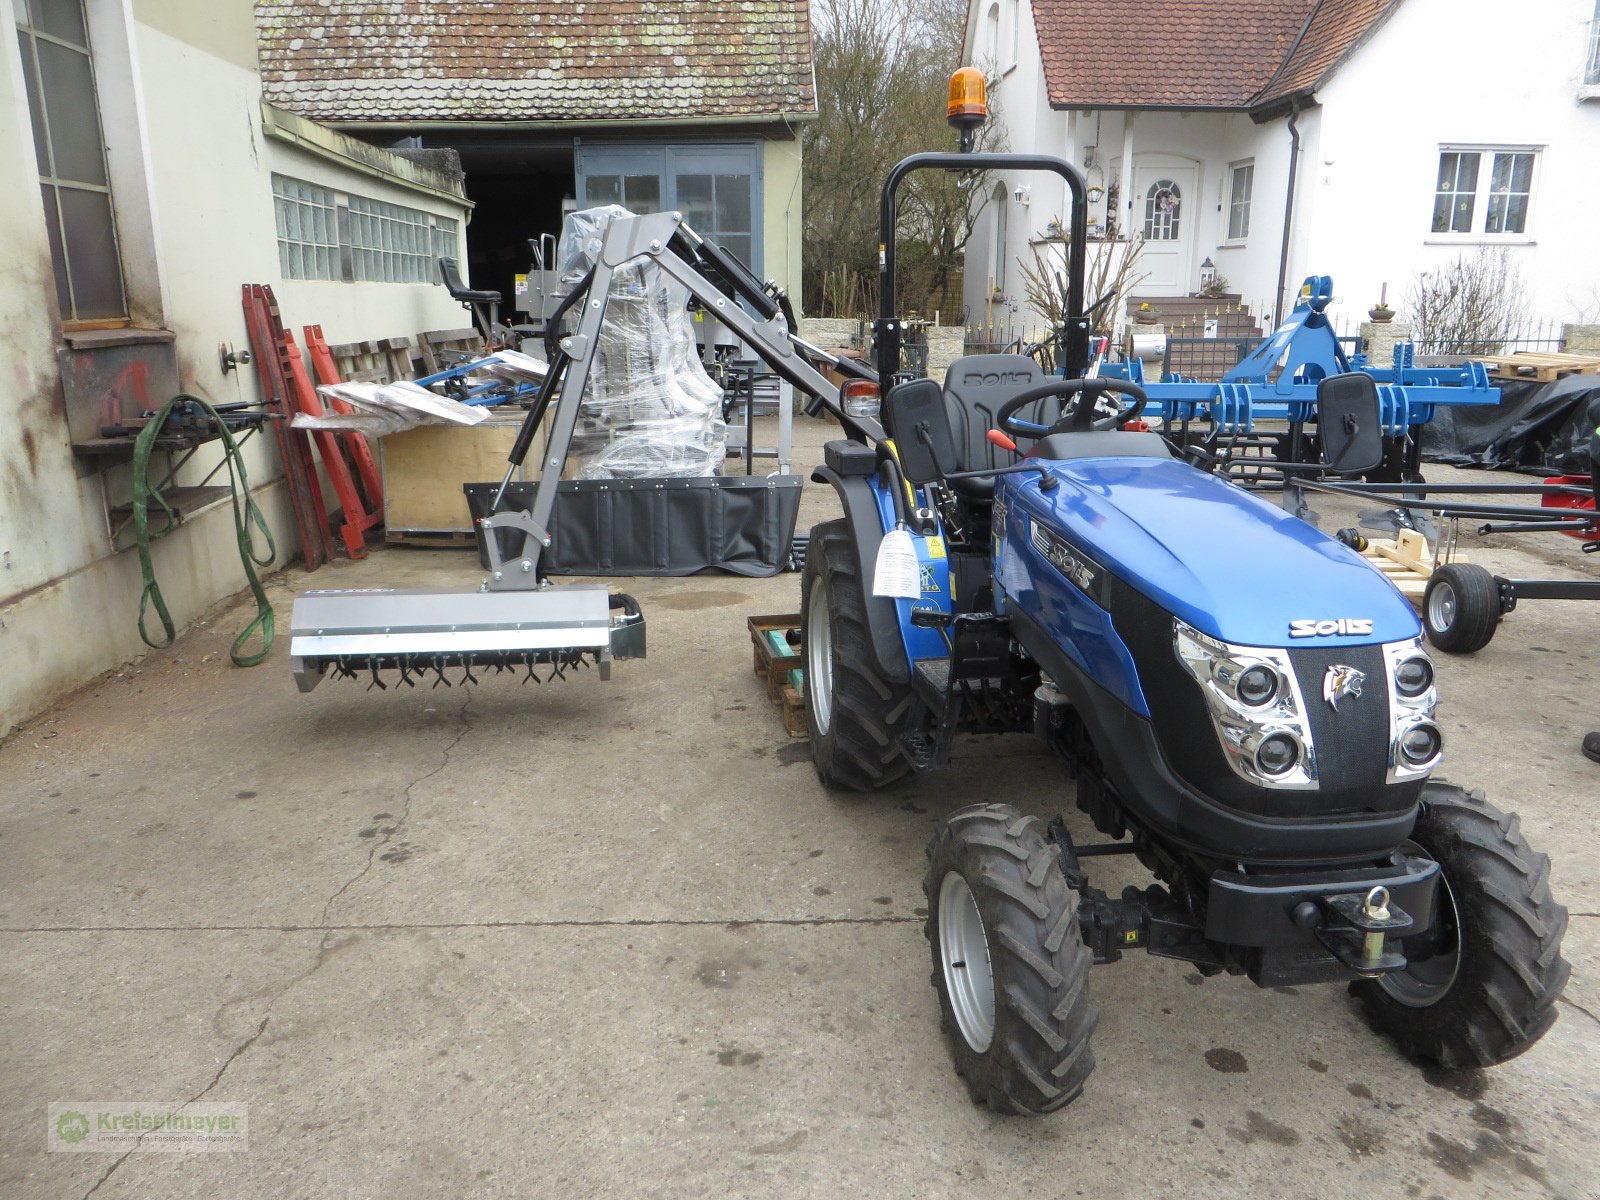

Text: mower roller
xmin=798 ymin=73 xmax=1569 ymax=1115
xmin=290 ymin=207 xmax=871 ymax=692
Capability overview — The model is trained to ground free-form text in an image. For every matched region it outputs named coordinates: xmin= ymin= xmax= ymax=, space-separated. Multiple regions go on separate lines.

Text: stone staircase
xmin=1126 ymin=294 xmax=1266 ymax=381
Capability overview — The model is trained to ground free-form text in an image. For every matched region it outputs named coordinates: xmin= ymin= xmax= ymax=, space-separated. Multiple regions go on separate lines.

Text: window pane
xmin=1508 ymin=153 xmax=1533 ymax=193
xmin=58 ymin=185 xmax=124 ymax=318
xmin=622 ymin=174 xmax=660 ymax=213
xmin=1451 ymin=194 xmax=1474 ymax=233
xmin=32 ymin=0 xmax=88 ymax=45
xmin=1431 ymin=195 xmax=1454 ymax=234
xmin=1143 ymin=180 xmax=1180 ymax=241
xmin=677 ymin=173 xmax=713 ymax=229
xmin=714 ymin=174 xmax=751 ymax=230
xmin=37 ymin=40 xmax=107 ymax=185
xmin=40 ymin=183 xmax=70 ymax=314
xmin=586 ymin=174 xmax=622 ymax=205
xmin=719 ymin=235 xmax=753 ymax=267
xmin=18 ymin=33 xmax=50 ymax=175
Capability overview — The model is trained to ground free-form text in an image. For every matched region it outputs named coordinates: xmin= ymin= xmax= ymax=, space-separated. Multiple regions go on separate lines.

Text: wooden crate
xmin=748 ymin=613 xmax=807 ymax=736
xmin=380 ymin=414 xmax=531 ymax=536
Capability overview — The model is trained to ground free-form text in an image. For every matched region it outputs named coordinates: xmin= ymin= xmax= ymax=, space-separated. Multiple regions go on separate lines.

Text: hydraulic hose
xmin=133 ymin=393 xmax=276 ymax=666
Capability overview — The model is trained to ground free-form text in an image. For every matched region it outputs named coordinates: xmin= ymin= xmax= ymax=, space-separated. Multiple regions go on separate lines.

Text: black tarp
xmin=465 ymin=475 xmax=805 ymax=577
xmin=1422 ymin=376 xmax=1600 ymax=475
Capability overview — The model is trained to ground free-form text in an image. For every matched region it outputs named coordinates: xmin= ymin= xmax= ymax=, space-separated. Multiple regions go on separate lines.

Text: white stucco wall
xmin=1303 ymin=0 xmax=1600 ymax=331
xmin=0 ymin=0 xmax=469 ymax=736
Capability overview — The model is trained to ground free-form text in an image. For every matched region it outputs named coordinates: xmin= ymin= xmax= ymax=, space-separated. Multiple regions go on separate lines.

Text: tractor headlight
xmin=1383 ymin=638 xmax=1442 ymax=780
xmin=1173 ymin=621 xmax=1317 ymax=791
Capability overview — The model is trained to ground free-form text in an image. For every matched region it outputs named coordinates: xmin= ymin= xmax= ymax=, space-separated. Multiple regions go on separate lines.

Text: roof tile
xmin=254 ymin=0 xmax=817 ymax=123
xmin=1027 ymin=0 xmax=1400 ymax=111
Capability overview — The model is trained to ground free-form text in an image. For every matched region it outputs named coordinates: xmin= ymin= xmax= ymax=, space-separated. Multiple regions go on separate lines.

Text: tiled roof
xmin=1027 ymin=0 xmax=1400 ymax=111
xmin=254 ymin=1 xmax=817 ymax=124
xmin=1255 ymin=0 xmax=1398 ymax=104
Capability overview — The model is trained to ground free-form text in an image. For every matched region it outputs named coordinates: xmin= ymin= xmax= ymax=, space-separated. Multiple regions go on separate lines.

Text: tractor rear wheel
xmin=1423 ymin=563 xmax=1500 ymax=653
xmin=800 ymin=519 xmax=914 ymax=791
xmin=1351 ymin=782 xmax=1569 ymax=1068
xmin=924 ymin=803 xmax=1098 ymax=1115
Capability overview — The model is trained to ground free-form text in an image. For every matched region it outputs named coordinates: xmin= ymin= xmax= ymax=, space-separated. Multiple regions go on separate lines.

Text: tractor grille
xmin=1107 ymin=578 xmax=1420 ymax=820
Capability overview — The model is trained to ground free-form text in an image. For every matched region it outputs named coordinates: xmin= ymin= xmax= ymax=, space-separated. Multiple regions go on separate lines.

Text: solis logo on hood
xmin=1289 ymin=618 xmax=1374 ymax=638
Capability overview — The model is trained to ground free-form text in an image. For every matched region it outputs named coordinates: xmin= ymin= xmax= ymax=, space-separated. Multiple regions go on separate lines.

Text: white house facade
xmin=965 ymin=0 xmax=1600 ymax=337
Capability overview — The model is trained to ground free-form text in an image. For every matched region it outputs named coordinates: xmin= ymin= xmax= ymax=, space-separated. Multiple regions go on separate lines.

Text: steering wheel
xmin=995 ymin=378 xmax=1149 ymax=439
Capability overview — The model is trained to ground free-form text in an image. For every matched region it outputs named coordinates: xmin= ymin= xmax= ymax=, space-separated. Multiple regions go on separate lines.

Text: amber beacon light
xmin=947 ymin=67 xmax=988 ymax=150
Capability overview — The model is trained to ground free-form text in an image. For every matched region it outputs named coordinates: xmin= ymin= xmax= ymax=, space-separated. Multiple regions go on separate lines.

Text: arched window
xmin=992 ymin=182 xmax=1008 ymax=292
xmin=985 ymin=3 xmax=1001 ymax=69
xmin=1142 ymin=179 xmax=1181 ymax=241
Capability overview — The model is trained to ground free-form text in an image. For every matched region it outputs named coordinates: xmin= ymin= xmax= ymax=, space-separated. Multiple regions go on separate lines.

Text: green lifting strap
xmin=133 ymin=393 xmax=278 ymax=666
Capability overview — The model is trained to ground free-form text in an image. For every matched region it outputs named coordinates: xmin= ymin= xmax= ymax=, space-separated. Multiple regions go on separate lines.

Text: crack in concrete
xmin=318 ymin=693 xmax=474 ymax=927
xmin=80 ymin=1016 xmax=270 ymax=1200
xmin=75 ymin=698 xmax=477 ymax=1200
xmin=1558 ymin=994 xmax=1600 ymax=1029
xmin=4 ymin=916 xmax=922 ymax=934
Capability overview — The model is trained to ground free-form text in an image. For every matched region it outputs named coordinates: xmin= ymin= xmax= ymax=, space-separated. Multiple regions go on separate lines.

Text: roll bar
xmin=876 ymin=152 xmax=1091 ymax=383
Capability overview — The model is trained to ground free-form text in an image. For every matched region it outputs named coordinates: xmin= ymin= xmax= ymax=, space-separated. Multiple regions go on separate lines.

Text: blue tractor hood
xmin=1011 ymin=455 xmax=1420 ymax=648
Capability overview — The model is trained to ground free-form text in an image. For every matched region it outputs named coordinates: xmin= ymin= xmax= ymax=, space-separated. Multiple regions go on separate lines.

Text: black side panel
xmin=1105 ymin=577 xmax=1421 ymax=820
xmin=466 ymin=476 xmax=803 ymax=578
xmin=810 ymin=465 xmax=911 ymax=685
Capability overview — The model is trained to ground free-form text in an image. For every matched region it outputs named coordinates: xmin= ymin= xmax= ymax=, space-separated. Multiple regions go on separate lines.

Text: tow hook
xmin=1293 ymin=886 xmax=1415 ymax=976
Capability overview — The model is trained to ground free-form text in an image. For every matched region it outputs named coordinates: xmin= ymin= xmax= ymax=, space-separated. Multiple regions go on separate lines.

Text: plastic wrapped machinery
xmin=556 ymin=205 xmax=727 ymax=479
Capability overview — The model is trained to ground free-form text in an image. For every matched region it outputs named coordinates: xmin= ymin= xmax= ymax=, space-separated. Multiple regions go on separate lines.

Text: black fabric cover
xmin=465 ymin=475 xmax=804 ymax=577
xmin=1422 ymin=377 xmax=1600 ymax=475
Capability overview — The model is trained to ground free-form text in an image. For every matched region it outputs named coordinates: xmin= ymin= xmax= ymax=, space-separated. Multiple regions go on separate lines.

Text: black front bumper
xmin=1204 ymin=856 xmax=1441 ymax=987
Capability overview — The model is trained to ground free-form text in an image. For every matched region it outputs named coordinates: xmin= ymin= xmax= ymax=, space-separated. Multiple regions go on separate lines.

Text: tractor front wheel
xmin=1351 ymin=782 xmax=1569 ymax=1068
xmin=800 ymin=519 xmax=915 ymax=791
xmin=924 ymin=803 xmax=1098 ymax=1115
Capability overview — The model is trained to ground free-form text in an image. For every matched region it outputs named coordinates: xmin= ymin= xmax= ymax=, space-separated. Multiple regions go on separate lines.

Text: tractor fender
xmin=810 ymin=463 xmax=911 ymax=685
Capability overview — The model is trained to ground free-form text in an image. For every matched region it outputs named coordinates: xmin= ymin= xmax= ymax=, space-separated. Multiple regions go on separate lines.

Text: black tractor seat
xmin=941 ymin=354 xmax=1052 ymax=499
xmin=438 ymin=257 xmax=501 ymax=304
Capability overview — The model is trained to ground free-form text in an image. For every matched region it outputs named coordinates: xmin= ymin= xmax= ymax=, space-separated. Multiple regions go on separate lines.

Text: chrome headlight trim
xmin=1383 ymin=637 xmax=1442 ymax=781
xmin=1173 ymin=621 xmax=1318 ymax=791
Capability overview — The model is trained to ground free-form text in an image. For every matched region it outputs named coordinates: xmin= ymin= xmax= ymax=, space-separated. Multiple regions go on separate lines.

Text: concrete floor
xmin=2 ymin=416 xmax=1598 ymax=1199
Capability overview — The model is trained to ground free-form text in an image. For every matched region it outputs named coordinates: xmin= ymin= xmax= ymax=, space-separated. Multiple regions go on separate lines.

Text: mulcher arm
xmin=289 ymin=210 xmax=871 ymax=692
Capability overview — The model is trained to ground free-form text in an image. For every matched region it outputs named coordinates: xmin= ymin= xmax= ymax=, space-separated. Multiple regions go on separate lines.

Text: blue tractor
xmin=799 ymin=89 xmax=1568 ymax=1115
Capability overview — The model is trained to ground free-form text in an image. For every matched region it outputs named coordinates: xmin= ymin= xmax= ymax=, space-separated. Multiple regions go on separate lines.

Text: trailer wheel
xmin=800 ymin=519 xmax=914 ymax=791
xmin=1423 ymin=563 xmax=1500 ymax=653
xmin=924 ymin=804 xmax=1098 ymax=1115
xmin=1351 ymin=783 xmax=1569 ymax=1068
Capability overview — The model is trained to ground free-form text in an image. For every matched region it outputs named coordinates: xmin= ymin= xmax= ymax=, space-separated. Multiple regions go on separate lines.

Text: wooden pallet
xmin=384 ymin=529 xmax=478 ymax=549
xmin=1358 ymin=528 xmax=1470 ymax=603
xmin=748 ymin=613 xmax=807 ymax=737
xmin=1478 ymin=351 xmax=1600 ymax=383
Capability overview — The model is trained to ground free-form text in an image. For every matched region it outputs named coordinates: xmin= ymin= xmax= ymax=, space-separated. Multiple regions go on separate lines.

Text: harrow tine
xmin=523 ymin=657 xmax=540 ymax=685
xmin=397 ymin=660 xmax=416 ymax=689
xmin=431 ymin=655 xmax=452 ymax=688
xmin=367 ymin=662 xmax=387 ymax=691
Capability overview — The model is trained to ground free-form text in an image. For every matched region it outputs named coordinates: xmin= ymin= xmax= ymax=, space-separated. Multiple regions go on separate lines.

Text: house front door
xmin=1132 ymin=159 xmax=1197 ymax=296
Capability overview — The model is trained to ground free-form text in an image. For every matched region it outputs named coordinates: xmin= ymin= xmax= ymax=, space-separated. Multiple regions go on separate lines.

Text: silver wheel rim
xmin=1378 ymin=840 xmax=1463 ymax=1007
xmin=939 ymin=871 xmax=996 ymax=1052
xmin=806 ymin=582 xmax=834 ymax=736
xmin=1427 ymin=581 xmax=1457 ymax=633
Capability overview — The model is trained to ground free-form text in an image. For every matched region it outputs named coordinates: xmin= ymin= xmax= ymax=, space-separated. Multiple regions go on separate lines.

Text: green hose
xmin=133 ymin=393 xmax=277 ymax=666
